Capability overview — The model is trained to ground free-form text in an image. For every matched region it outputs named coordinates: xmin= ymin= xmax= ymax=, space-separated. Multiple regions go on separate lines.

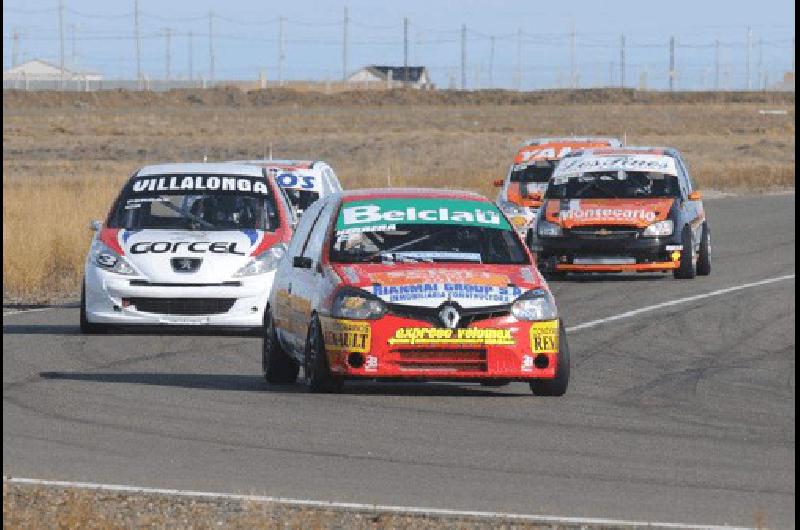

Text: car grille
xmin=386 ymin=304 xmax=511 ymax=327
xmin=569 ymin=226 xmax=640 ymax=240
xmin=394 ymin=348 xmax=488 ymax=372
xmin=129 ymin=280 xmax=242 ymax=287
xmin=124 ymin=297 xmax=236 ymax=315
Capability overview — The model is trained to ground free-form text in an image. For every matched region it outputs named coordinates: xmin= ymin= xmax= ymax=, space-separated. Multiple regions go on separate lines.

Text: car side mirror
xmin=89 ymin=220 xmax=102 ymax=231
xmin=688 ymin=191 xmax=702 ymax=201
xmin=293 ymin=256 xmax=313 ymax=269
xmin=493 ymin=179 xmax=504 ymax=188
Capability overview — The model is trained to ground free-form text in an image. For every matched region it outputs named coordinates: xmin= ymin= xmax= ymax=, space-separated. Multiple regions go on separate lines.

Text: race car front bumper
xmin=532 ymin=234 xmax=683 ymax=273
xmin=320 ymin=314 xmax=562 ymax=381
xmin=84 ymin=265 xmax=274 ymax=327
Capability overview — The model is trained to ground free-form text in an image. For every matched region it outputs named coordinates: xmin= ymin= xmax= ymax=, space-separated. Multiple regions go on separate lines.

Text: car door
xmin=273 ymin=199 xmax=325 ymax=354
xmin=674 ymin=155 xmax=703 ymax=246
xmin=287 ymin=198 xmax=338 ymax=352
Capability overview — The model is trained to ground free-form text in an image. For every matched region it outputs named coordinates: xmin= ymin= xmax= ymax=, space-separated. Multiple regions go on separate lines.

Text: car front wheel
xmin=262 ymin=309 xmax=299 ymax=384
xmin=303 ymin=317 xmax=343 ymax=393
xmin=529 ymin=320 xmax=570 ymax=396
xmin=79 ymin=282 xmax=106 ymax=334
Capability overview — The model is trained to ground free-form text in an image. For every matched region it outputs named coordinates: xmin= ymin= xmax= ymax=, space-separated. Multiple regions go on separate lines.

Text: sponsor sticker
xmin=369 ymin=270 xmax=510 ymax=287
xmin=372 ymin=283 xmax=522 ymax=304
xmin=388 ymin=327 xmax=515 ymax=346
xmin=130 ymin=175 xmax=271 ymax=196
xmin=364 ymin=355 xmax=379 ymax=371
xmin=521 ymin=355 xmax=535 ymax=372
xmin=323 ymin=319 xmax=371 ymax=353
xmin=336 ymin=198 xmax=511 ymax=231
xmin=530 ymin=320 xmax=559 ymax=353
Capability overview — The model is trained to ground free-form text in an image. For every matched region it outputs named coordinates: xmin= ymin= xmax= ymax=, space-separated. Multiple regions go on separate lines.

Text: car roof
xmin=571 ymin=146 xmax=669 ymax=156
xmin=136 ymin=163 xmax=264 ymax=177
xmin=520 ymin=136 xmax=622 ymax=148
xmin=337 ymin=188 xmax=489 ymax=203
xmin=227 ymin=159 xmax=317 ymax=170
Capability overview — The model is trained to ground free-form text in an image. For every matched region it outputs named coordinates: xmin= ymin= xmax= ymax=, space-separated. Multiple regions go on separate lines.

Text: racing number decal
xmin=277 ymin=173 xmax=315 ymax=190
xmin=530 ymin=320 xmax=559 ymax=353
xmin=323 ymin=319 xmax=371 ymax=353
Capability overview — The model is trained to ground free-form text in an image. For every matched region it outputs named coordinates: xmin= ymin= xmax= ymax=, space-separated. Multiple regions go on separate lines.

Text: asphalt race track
xmin=3 ymin=194 xmax=795 ymax=528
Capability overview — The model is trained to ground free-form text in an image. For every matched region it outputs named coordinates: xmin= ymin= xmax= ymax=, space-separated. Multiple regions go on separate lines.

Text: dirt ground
xmin=2 ymin=87 xmax=795 ymax=301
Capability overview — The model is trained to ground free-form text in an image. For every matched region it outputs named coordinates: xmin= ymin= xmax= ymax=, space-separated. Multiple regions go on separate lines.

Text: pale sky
xmin=3 ymin=0 xmax=795 ymax=89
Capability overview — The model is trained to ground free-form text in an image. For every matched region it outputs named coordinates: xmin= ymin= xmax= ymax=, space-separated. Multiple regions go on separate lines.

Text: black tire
xmin=79 ymin=282 xmax=106 ymax=334
xmin=529 ymin=320 xmax=570 ymax=396
xmin=262 ymin=309 xmax=299 ymax=384
xmin=303 ymin=317 xmax=343 ymax=393
xmin=696 ymin=223 xmax=711 ymax=276
xmin=673 ymin=225 xmax=697 ymax=279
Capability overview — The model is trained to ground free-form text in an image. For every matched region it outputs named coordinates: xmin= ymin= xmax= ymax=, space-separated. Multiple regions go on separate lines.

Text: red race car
xmin=264 ymin=188 xmax=569 ymax=395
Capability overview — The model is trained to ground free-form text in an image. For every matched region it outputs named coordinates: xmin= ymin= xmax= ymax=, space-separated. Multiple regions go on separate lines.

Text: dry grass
xmin=3 ymin=482 xmax=575 ymax=529
xmin=2 ymin=88 xmax=794 ymax=302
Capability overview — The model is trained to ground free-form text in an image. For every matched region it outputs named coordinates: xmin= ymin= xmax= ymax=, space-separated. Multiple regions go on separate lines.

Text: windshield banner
xmin=336 ymin=198 xmax=510 ymax=232
xmin=131 ymin=176 xmax=271 ymax=196
xmin=554 ymin=155 xmax=677 ymax=182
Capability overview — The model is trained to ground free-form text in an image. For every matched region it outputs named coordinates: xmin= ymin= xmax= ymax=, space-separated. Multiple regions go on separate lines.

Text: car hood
xmin=102 ymin=228 xmax=281 ymax=283
xmin=330 ymin=263 xmax=544 ymax=309
xmin=544 ymin=198 xmax=675 ymax=228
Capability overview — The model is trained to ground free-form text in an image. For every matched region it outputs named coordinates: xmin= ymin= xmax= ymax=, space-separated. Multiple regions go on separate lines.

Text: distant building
xmin=3 ymin=59 xmax=103 ymax=84
xmin=346 ymin=65 xmax=433 ymax=89
xmin=769 ymin=71 xmax=795 ymax=91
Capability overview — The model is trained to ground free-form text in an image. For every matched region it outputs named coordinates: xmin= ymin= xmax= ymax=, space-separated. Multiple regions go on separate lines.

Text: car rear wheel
xmin=303 ymin=317 xmax=344 ymax=393
xmin=696 ymin=223 xmax=711 ymax=276
xmin=673 ymin=225 xmax=697 ymax=279
xmin=529 ymin=320 xmax=569 ymax=396
xmin=79 ymin=282 xmax=106 ymax=334
xmin=262 ymin=309 xmax=299 ymax=384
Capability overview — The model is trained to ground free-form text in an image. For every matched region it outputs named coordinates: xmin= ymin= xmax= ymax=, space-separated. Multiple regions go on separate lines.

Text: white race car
xmin=228 ymin=159 xmax=342 ymax=217
xmin=80 ymin=163 xmax=295 ymax=332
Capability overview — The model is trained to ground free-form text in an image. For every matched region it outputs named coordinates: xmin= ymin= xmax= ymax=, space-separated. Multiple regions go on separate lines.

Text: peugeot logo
xmin=171 ymin=257 xmax=202 ymax=273
xmin=438 ymin=304 xmax=461 ymax=329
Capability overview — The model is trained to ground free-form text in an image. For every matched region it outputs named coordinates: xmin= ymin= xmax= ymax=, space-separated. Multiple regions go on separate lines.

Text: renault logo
xmin=438 ymin=304 xmax=461 ymax=329
xmin=171 ymin=257 xmax=202 ymax=273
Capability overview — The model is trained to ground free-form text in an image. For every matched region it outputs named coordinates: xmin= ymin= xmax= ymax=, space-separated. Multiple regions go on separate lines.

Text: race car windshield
xmin=509 ymin=161 xmax=556 ymax=183
xmin=107 ymin=174 xmax=280 ymax=231
xmin=331 ymin=198 xmax=527 ymax=264
xmin=330 ymin=225 xmax=529 ymax=264
xmin=546 ymin=171 xmax=681 ymax=199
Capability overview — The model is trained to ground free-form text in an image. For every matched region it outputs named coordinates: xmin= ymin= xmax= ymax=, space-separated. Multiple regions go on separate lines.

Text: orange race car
xmin=495 ymin=137 xmax=622 ymax=245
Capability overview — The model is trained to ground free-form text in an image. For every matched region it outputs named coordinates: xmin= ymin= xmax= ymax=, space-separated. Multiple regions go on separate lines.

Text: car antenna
xmin=622 ymin=130 xmax=627 ymax=146
xmin=269 ymin=142 xmax=273 ymax=161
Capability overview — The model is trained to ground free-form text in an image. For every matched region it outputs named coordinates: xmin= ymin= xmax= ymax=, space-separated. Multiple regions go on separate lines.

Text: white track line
xmin=566 ymin=274 xmax=795 ymax=333
xmin=3 ymin=476 xmax=752 ymax=530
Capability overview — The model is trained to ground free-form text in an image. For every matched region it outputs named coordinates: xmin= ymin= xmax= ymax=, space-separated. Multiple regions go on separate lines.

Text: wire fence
xmin=2 ymin=2 xmax=796 ymax=92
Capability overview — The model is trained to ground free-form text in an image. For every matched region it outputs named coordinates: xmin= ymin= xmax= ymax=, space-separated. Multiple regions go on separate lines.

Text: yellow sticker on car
xmin=323 ymin=319 xmax=371 ymax=353
xmin=530 ymin=320 xmax=559 ymax=353
xmin=388 ymin=327 xmax=515 ymax=346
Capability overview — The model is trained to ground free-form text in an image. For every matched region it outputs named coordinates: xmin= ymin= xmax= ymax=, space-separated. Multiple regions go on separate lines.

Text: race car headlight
xmin=536 ymin=219 xmax=563 ymax=238
xmin=91 ymin=240 xmax=137 ymax=275
xmin=331 ymin=287 xmax=387 ymax=320
xmin=511 ymin=288 xmax=558 ymax=321
xmin=642 ymin=220 xmax=674 ymax=237
xmin=234 ymin=244 xmax=286 ymax=277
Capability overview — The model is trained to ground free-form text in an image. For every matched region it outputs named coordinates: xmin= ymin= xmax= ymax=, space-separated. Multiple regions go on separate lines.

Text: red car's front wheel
xmin=529 ymin=320 xmax=570 ymax=396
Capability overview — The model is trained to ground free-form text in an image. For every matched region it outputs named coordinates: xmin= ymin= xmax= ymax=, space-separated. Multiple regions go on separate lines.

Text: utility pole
xmin=745 ymin=26 xmax=752 ymax=90
xmin=714 ymin=38 xmax=720 ymax=90
xmin=488 ymin=35 xmax=495 ymax=88
xmin=208 ymin=10 xmax=215 ymax=83
xmin=669 ymin=36 xmax=675 ymax=91
xmin=58 ymin=0 xmax=64 ymax=88
xmin=460 ymin=23 xmax=467 ymax=90
xmin=134 ymin=0 xmax=141 ymax=87
xmin=570 ymin=22 xmax=576 ymax=88
xmin=188 ymin=31 xmax=193 ymax=81
xmin=164 ymin=28 xmax=172 ymax=80
xmin=342 ymin=6 xmax=349 ymax=81
xmin=620 ymin=34 xmax=625 ymax=88
xmin=757 ymin=36 xmax=763 ymax=90
xmin=516 ymin=27 xmax=522 ymax=91
xmin=70 ymin=24 xmax=77 ymax=65
xmin=403 ymin=17 xmax=409 ymax=84
xmin=12 ymin=28 xmax=19 ymax=67
xmin=278 ymin=16 xmax=285 ymax=86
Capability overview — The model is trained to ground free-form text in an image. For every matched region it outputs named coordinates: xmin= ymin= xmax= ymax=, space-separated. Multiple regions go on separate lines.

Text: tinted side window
xmin=301 ymin=199 xmax=338 ymax=262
